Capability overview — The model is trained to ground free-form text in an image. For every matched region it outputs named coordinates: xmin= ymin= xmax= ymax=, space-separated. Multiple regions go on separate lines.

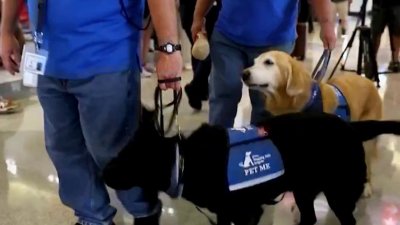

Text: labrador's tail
xmin=350 ymin=120 xmax=400 ymax=141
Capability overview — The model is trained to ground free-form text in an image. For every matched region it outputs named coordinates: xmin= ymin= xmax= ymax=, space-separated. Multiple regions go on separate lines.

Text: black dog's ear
xmin=140 ymin=105 xmax=155 ymax=122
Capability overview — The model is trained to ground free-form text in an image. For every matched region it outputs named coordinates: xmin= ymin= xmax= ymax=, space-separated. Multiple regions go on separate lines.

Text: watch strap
xmin=156 ymin=42 xmax=182 ymax=53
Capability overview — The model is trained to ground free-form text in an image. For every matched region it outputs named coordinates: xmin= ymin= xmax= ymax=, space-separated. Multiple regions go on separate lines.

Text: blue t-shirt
xmin=28 ymin=0 xmax=143 ymax=79
xmin=215 ymin=0 xmax=299 ymax=47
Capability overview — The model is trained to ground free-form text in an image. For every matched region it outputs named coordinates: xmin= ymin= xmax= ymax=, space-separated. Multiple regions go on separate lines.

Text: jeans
xmin=209 ymin=30 xmax=295 ymax=127
xmin=37 ymin=69 xmax=160 ymax=225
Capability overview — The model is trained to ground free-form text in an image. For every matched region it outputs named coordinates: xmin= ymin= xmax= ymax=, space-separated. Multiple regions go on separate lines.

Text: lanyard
xmin=28 ymin=0 xmax=46 ymax=51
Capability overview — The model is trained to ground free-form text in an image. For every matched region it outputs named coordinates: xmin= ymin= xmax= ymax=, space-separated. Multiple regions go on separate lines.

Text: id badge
xmin=20 ymin=44 xmax=48 ymax=87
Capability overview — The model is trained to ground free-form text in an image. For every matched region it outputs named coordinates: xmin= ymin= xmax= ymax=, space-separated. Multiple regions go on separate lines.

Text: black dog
xmin=103 ymin=108 xmax=400 ymax=225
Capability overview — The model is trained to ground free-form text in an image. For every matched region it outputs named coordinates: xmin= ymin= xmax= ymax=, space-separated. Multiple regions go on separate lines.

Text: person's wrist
xmin=193 ymin=14 xmax=204 ymax=23
xmin=320 ymin=20 xmax=334 ymax=32
xmin=1 ymin=23 xmax=18 ymax=35
xmin=0 ymin=28 xmax=14 ymax=37
xmin=156 ymin=42 xmax=181 ymax=55
xmin=158 ymin=50 xmax=181 ymax=58
xmin=319 ymin=19 xmax=334 ymax=26
xmin=158 ymin=38 xmax=179 ymax=45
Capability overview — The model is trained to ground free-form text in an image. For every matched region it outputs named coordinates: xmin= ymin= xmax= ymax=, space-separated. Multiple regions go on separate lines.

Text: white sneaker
xmin=144 ymin=63 xmax=156 ymax=73
xmin=184 ymin=63 xmax=192 ymax=71
xmin=141 ymin=67 xmax=152 ymax=78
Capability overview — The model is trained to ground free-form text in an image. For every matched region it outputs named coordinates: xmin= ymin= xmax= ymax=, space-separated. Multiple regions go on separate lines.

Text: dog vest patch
xmin=227 ymin=126 xmax=285 ymax=191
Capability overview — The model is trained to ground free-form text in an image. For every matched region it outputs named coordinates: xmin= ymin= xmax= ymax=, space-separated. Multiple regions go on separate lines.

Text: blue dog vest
xmin=332 ymin=85 xmax=350 ymax=121
xmin=303 ymin=82 xmax=350 ymax=121
xmin=227 ymin=126 xmax=285 ymax=191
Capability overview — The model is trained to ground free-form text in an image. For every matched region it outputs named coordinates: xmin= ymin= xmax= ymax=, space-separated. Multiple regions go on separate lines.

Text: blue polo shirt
xmin=215 ymin=0 xmax=298 ymax=47
xmin=28 ymin=0 xmax=143 ymax=79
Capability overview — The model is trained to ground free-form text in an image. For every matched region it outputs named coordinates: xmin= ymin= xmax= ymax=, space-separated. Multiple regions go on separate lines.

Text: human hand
xmin=0 ymin=32 xmax=22 ymax=75
xmin=319 ymin=21 xmax=336 ymax=50
xmin=191 ymin=17 xmax=206 ymax=42
xmin=156 ymin=52 xmax=183 ymax=90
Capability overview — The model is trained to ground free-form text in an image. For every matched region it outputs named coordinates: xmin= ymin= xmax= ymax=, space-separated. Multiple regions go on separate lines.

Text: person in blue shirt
xmin=0 ymin=0 xmax=182 ymax=225
xmin=192 ymin=0 xmax=337 ymax=128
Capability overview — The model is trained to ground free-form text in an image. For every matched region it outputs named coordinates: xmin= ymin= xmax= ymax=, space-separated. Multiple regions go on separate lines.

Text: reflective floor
xmin=1 ymin=2 xmax=400 ymax=225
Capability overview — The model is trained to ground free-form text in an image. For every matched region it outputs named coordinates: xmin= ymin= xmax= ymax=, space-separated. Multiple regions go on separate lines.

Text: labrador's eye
xmin=264 ymin=59 xmax=274 ymax=65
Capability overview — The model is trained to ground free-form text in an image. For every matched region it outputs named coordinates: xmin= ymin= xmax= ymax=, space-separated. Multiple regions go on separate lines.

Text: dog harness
xmin=303 ymin=82 xmax=324 ymax=113
xmin=303 ymin=82 xmax=350 ymax=121
xmin=332 ymin=85 xmax=350 ymax=121
xmin=227 ymin=126 xmax=285 ymax=191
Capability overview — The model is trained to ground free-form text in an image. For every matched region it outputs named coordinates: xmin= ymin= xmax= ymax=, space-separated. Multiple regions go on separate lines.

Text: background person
xmin=371 ymin=0 xmax=400 ymax=72
xmin=331 ymin=0 xmax=352 ymax=36
xmin=192 ymin=0 xmax=337 ymax=128
xmin=180 ymin=0 xmax=220 ymax=110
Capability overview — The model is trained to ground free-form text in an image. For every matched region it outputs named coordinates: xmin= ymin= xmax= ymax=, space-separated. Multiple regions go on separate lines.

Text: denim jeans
xmin=209 ymin=30 xmax=295 ymax=127
xmin=37 ymin=69 xmax=160 ymax=225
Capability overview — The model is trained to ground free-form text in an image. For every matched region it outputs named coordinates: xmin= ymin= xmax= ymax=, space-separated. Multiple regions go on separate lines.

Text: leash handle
xmin=154 ymin=83 xmax=183 ymax=137
xmin=158 ymin=77 xmax=182 ymax=84
xmin=311 ymin=49 xmax=331 ymax=82
xmin=158 ymin=89 xmax=165 ymax=137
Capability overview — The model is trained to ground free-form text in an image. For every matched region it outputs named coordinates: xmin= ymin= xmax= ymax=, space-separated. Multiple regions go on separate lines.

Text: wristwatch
xmin=156 ymin=42 xmax=182 ymax=54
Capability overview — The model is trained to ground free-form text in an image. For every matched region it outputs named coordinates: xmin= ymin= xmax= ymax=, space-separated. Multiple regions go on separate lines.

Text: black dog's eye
xmin=264 ymin=59 xmax=274 ymax=65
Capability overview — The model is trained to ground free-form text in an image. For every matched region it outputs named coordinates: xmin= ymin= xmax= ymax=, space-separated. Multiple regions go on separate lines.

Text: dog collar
xmin=303 ymin=82 xmax=323 ymax=113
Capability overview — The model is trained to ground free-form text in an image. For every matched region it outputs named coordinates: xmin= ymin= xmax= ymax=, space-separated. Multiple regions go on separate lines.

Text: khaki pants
xmin=332 ymin=1 xmax=349 ymax=31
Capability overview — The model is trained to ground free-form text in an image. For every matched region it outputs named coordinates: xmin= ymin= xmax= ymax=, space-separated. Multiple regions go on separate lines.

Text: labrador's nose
xmin=242 ymin=69 xmax=251 ymax=81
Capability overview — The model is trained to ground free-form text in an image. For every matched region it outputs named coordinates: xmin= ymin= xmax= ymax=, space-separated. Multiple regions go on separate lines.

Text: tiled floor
xmin=1 ymin=3 xmax=400 ymax=225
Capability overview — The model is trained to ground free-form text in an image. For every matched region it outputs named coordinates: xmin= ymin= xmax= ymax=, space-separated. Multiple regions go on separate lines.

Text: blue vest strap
xmin=331 ymin=85 xmax=350 ymax=121
xmin=303 ymin=82 xmax=323 ymax=113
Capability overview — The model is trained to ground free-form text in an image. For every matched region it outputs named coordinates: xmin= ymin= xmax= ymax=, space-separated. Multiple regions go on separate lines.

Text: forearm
xmin=147 ymin=0 xmax=179 ymax=44
xmin=309 ymin=0 xmax=334 ymax=25
xmin=193 ymin=0 xmax=214 ymax=20
xmin=1 ymin=0 xmax=19 ymax=34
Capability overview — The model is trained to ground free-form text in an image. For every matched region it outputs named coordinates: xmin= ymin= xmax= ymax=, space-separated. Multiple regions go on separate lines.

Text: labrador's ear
xmin=286 ymin=57 xmax=308 ymax=96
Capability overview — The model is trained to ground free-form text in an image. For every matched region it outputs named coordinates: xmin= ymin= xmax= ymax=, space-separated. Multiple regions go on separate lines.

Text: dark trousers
xmin=179 ymin=0 xmax=220 ymax=96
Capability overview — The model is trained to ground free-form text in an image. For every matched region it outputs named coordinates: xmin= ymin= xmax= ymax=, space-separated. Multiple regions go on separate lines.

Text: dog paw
xmin=363 ymin=182 xmax=373 ymax=198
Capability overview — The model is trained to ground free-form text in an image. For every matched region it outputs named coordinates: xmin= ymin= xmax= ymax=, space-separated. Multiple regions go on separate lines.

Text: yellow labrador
xmin=242 ymin=51 xmax=382 ymax=197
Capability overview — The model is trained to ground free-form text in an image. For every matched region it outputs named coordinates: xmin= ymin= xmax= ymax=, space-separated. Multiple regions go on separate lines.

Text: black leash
xmin=154 ymin=78 xmax=217 ymax=223
xmin=154 ymin=77 xmax=183 ymax=137
xmin=154 ymin=78 xmax=285 ymax=224
xmin=154 ymin=77 xmax=186 ymax=201
xmin=311 ymin=49 xmax=332 ymax=82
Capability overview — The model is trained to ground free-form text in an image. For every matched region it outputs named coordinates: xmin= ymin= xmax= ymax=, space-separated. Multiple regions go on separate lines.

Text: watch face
xmin=166 ymin=44 xmax=174 ymax=53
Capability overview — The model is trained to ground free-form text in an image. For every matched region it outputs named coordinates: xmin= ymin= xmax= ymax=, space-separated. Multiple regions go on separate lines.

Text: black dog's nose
xmin=242 ymin=70 xmax=251 ymax=81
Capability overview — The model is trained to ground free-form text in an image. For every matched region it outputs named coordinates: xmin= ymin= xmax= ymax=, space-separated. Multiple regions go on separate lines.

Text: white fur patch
xmin=244 ymin=55 xmax=280 ymax=94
